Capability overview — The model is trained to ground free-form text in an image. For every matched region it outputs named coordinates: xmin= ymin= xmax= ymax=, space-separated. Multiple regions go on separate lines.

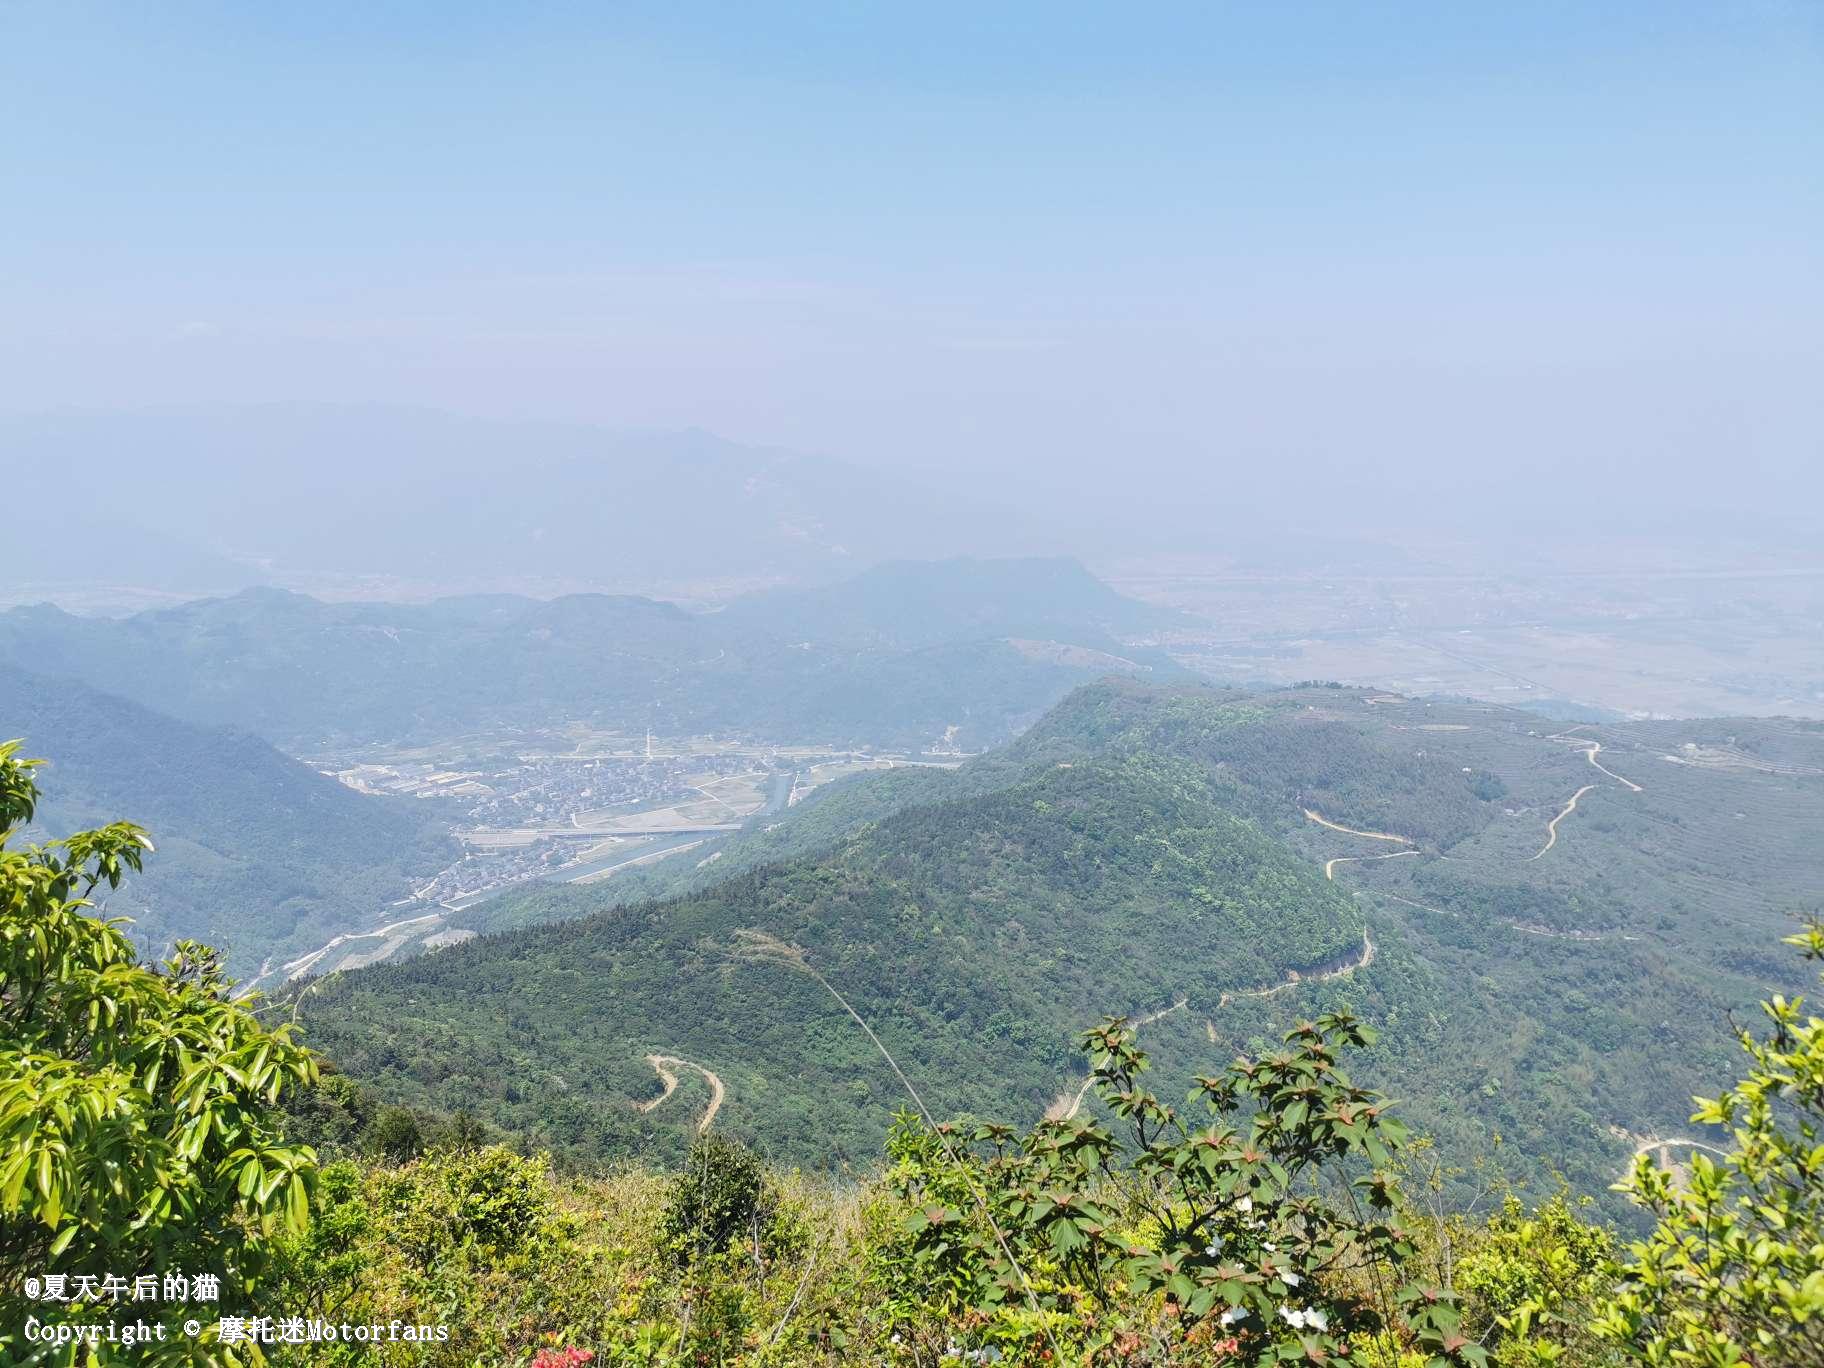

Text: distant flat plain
xmin=1102 ymin=554 xmax=1824 ymax=720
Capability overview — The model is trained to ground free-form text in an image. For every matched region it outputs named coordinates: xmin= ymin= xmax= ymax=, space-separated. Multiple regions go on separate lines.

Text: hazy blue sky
xmin=2 ymin=2 xmax=1819 ymax=525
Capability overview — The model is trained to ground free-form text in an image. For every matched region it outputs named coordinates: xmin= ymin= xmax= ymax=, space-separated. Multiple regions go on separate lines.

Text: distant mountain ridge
xmin=0 ymin=405 xmax=1038 ymax=601
xmin=0 ymin=558 xmax=1183 ymax=750
xmin=722 ymin=556 xmax=1180 ymax=650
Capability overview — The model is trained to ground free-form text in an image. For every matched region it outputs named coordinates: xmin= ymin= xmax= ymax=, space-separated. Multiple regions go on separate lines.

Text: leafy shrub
xmin=0 ymin=741 xmax=319 ymax=1364
xmin=429 ymin=1108 xmax=492 ymax=1153
xmin=661 ymin=1133 xmax=768 ymax=1261
xmin=1469 ymin=773 xmax=1508 ymax=802
xmin=283 ymin=1071 xmax=372 ymax=1151
xmin=1456 ymin=1192 xmax=1616 ymax=1365
xmin=1595 ymin=918 xmax=1824 ymax=1367
xmin=368 ymin=1104 xmax=426 ymax=1163
xmin=880 ymin=1011 xmax=1489 ymax=1365
xmin=378 ymin=1143 xmax=556 ymax=1268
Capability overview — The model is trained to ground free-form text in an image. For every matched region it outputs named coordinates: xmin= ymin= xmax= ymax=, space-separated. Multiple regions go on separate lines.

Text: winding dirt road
xmin=1618 ymin=1135 xmax=1730 ymax=1187
xmin=1370 ymin=889 xmax=1454 ymax=917
xmin=1045 ymin=1000 xmax=1187 ymax=1122
xmin=1220 ymin=924 xmax=1376 ymax=1006
xmin=255 ymin=912 xmax=446 ymax=990
xmin=1324 ymin=849 xmax=1420 ymax=881
xmin=637 ymin=1054 xmax=727 ymax=1135
xmin=1549 ymin=728 xmax=1644 ymax=793
xmin=1521 ymin=728 xmax=1645 ymax=860
xmin=1532 ymin=785 xmax=1596 ymax=859
xmin=1302 ymin=808 xmax=1413 ymax=844
xmin=1578 ymin=741 xmax=1643 ymax=792
xmin=1368 ymin=888 xmax=1635 ymax=943
xmin=1046 ymin=924 xmax=1377 ymax=1124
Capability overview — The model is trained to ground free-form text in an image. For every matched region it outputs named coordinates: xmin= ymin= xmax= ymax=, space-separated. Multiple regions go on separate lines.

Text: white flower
xmin=1263 ymin=1241 xmax=1277 ymax=1251
xmin=1204 ymin=1242 xmax=1221 ymax=1257
xmin=1235 ymin=1196 xmax=1254 ymax=1213
xmin=891 ymin=1334 xmax=902 ymax=1345
xmin=1278 ymin=1306 xmax=1308 ymax=1329
xmin=1220 ymin=1305 xmax=1248 ymax=1327
xmin=1282 ymin=1271 xmax=1302 ymax=1288
xmin=1305 ymin=1308 xmax=1329 ymax=1332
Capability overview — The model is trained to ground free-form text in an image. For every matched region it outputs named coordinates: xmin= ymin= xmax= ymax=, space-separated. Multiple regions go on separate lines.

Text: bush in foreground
xmin=0 ymin=742 xmax=318 ymax=1366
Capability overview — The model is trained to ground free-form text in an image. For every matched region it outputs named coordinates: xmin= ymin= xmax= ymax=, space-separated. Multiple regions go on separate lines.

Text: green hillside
xmin=295 ymin=752 xmax=1362 ymax=1167
xmin=1004 ymin=684 xmax=1822 ymax=1205
xmin=295 ymin=680 xmax=1824 ymax=1221
xmin=0 ymin=663 xmax=456 ymax=975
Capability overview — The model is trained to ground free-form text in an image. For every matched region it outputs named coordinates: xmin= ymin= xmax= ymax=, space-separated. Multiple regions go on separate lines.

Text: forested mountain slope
xmin=0 ymin=558 xmax=1179 ymax=751
xmin=296 ymin=752 xmax=1362 ymax=1167
xmin=296 ymin=680 xmax=1824 ymax=1220
xmin=0 ymin=663 xmax=455 ymax=973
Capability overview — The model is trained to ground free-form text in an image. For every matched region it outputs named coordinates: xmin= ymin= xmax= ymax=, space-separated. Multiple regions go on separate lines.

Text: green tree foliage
xmin=262 ymin=1146 xmax=571 ymax=1366
xmin=0 ymin=741 xmax=319 ymax=1362
xmin=262 ymin=1152 xmax=821 ymax=1368
xmin=371 ymin=1145 xmax=554 ymax=1270
xmin=879 ymin=1013 xmax=1486 ymax=1366
xmin=367 ymin=1107 xmax=427 ymax=1165
xmin=279 ymin=1071 xmax=372 ymax=1152
xmin=1595 ymin=919 xmax=1824 ymax=1366
xmin=1455 ymin=1192 xmax=1616 ymax=1366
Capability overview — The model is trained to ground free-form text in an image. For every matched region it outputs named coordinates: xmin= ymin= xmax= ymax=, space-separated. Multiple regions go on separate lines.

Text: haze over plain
xmin=3 ymin=2 xmax=1818 ymax=569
